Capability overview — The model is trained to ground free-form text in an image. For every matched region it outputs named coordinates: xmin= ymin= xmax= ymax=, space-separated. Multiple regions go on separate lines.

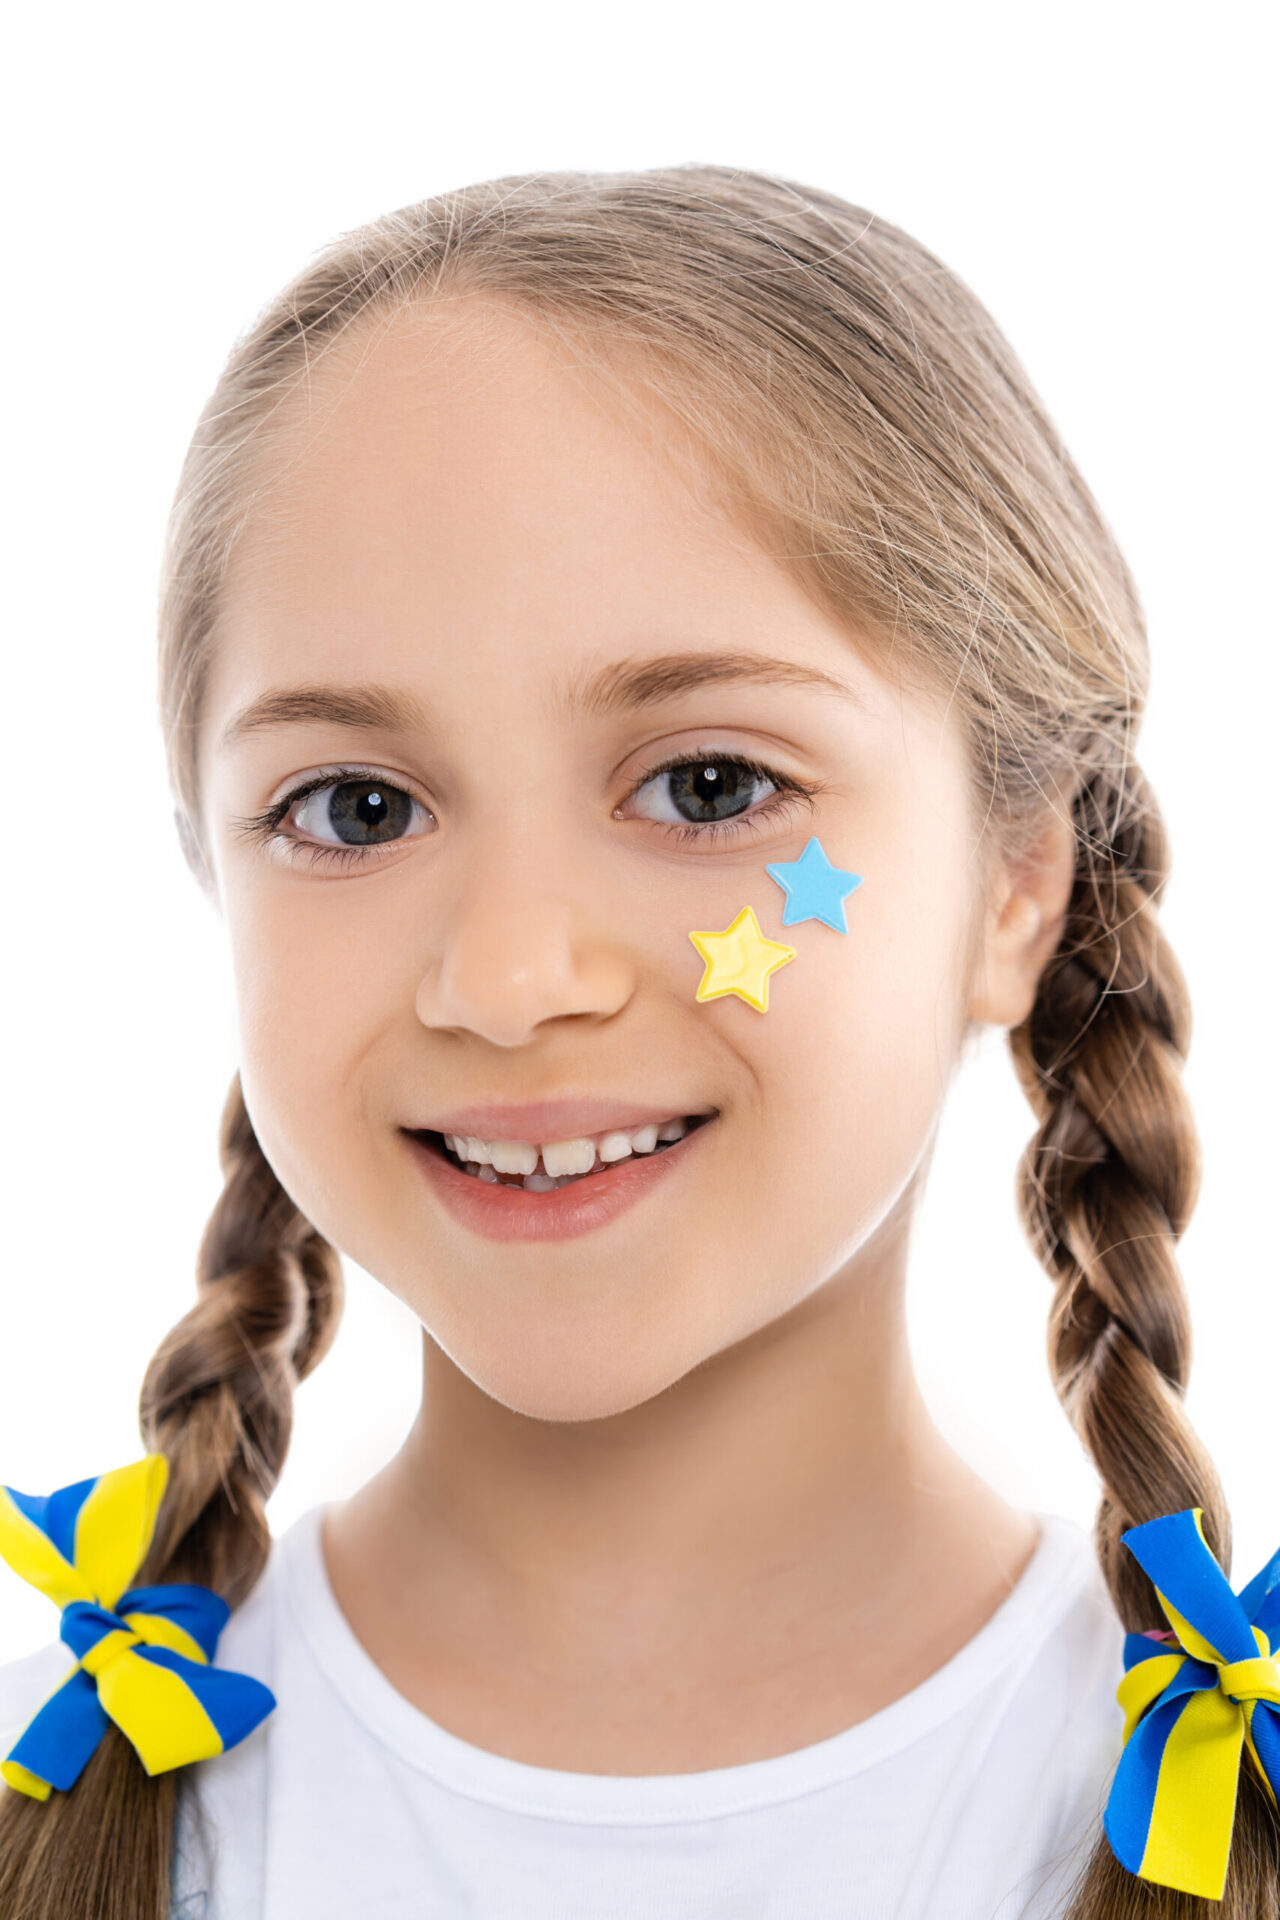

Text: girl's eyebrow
xmin=215 ymin=650 xmax=860 ymax=753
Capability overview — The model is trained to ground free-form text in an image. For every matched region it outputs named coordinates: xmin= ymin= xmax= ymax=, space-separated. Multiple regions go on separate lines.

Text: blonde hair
xmin=3 ymin=163 xmax=1270 ymax=1918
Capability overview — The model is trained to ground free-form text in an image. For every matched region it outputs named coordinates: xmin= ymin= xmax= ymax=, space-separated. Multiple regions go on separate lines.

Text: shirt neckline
xmin=277 ymin=1500 xmax=1095 ymax=1823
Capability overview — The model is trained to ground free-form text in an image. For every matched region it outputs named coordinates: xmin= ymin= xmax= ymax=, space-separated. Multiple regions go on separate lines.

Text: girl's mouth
xmin=413 ymin=1112 xmax=714 ymax=1189
xmin=401 ymin=1113 xmax=718 ymax=1243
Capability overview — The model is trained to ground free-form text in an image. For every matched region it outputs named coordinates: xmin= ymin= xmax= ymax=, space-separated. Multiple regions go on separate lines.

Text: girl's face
xmin=197 ymin=299 xmax=1010 ymax=1421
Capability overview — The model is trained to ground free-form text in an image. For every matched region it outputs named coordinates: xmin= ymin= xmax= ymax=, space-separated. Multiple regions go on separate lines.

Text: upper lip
xmin=408 ymin=1100 xmax=718 ymax=1143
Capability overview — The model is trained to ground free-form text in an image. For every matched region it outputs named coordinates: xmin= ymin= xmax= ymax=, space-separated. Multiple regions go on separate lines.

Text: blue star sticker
xmin=764 ymin=837 xmax=863 ymax=932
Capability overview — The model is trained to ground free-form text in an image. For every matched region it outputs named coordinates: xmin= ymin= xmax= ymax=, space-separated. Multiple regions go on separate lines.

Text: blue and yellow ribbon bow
xmin=0 ymin=1453 xmax=275 ymax=1799
xmin=1103 ymin=1505 xmax=1280 ymax=1900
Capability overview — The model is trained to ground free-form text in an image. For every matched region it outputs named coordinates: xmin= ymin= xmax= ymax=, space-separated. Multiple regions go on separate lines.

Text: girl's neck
xmin=320 ymin=1254 xmax=1039 ymax=1773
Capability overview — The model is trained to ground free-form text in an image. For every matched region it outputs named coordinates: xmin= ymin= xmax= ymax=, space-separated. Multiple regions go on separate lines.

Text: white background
xmin=2 ymin=0 xmax=1275 ymax=1655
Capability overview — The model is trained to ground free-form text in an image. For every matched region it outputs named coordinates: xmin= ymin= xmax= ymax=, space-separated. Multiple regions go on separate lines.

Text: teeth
xmin=542 ymin=1136 xmax=598 ymax=1179
xmin=489 ymin=1140 xmax=539 ymax=1176
xmin=444 ymin=1114 xmax=698 ymax=1180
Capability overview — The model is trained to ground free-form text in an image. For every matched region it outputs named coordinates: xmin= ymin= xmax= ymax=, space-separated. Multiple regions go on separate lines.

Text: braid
xmin=136 ymin=1070 xmax=344 ymax=1603
xmin=0 ymin=1073 xmax=343 ymax=1920
xmin=1010 ymin=763 xmax=1280 ymax=1916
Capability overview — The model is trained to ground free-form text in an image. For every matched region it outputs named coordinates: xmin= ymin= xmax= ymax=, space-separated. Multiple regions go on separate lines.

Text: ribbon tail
xmin=1 ymin=1664 xmax=110 ymax=1799
xmin=0 ymin=1488 xmax=91 ymax=1613
xmin=97 ymin=1644 xmax=276 ymax=1778
xmin=1108 ymin=1685 xmax=1247 ymax=1900
xmin=72 ymin=1457 xmax=169 ymax=1611
xmin=1243 ymin=1701 xmax=1280 ymax=1815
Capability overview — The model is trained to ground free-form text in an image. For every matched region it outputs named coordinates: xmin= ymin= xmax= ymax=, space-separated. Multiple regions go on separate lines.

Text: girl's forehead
xmin=217 ymin=307 xmax=872 ymax=680
xmin=205 ymin=300 xmax=959 ymax=782
xmin=246 ymin=298 xmax=726 ymax=551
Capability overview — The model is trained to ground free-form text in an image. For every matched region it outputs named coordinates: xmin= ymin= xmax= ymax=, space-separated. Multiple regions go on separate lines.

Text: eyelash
xmin=230 ymin=752 xmax=819 ymax=873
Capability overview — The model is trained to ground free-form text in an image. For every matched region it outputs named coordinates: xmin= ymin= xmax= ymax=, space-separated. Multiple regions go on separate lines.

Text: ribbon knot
xmin=0 ymin=1454 xmax=276 ymax=1800
xmin=62 ymin=1600 xmax=145 ymax=1680
xmin=1104 ymin=1506 xmax=1280 ymax=1901
xmin=1216 ymin=1650 xmax=1280 ymax=1710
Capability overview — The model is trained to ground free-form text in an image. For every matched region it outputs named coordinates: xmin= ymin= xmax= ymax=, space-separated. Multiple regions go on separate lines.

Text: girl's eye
xmin=623 ymin=751 xmax=817 ymax=844
xmin=230 ymin=752 xmax=818 ymax=873
xmin=290 ymin=776 xmax=424 ymax=855
xmin=230 ymin=769 xmax=433 ymax=872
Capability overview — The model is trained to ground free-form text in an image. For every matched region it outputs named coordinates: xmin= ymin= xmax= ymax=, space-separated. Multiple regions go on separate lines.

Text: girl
xmin=1 ymin=164 xmax=1275 ymax=1919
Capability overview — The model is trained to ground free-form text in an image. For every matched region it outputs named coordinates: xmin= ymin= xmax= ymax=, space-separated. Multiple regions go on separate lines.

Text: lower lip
xmin=402 ymin=1119 xmax=716 ymax=1243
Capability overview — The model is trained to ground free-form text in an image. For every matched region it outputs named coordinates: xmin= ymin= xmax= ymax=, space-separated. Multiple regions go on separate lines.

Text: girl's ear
xmin=967 ymin=792 xmax=1078 ymax=1031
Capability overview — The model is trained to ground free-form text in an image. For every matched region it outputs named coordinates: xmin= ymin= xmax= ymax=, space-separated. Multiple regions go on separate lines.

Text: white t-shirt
xmin=1 ymin=1503 xmax=1127 ymax=1919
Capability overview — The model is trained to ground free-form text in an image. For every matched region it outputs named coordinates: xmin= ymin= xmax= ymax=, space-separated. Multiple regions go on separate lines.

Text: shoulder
xmin=959 ymin=1512 xmax=1127 ymax=1916
xmin=1053 ymin=1541 xmax=1129 ymax=1821
xmin=172 ymin=1514 xmax=309 ymax=1918
xmin=1016 ymin=1510 xmax=1127 ymax=1742
xmin=1009 ymin=1513 xmax=1127 ymax=1897
xmin=975 ymin=1513 xmax=1127 ymax=1820
xmin=211 ymin=1533 xmax=282 ymax=1684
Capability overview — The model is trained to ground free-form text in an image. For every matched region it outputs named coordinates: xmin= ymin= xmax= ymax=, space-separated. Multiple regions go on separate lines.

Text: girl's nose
xmin=413 ymin=869 xmax=635 ymax=1048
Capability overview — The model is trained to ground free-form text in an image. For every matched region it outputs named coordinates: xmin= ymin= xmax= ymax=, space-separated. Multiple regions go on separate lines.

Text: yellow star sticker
xmin=688 ymin=906 xmax=798 ymax=1013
